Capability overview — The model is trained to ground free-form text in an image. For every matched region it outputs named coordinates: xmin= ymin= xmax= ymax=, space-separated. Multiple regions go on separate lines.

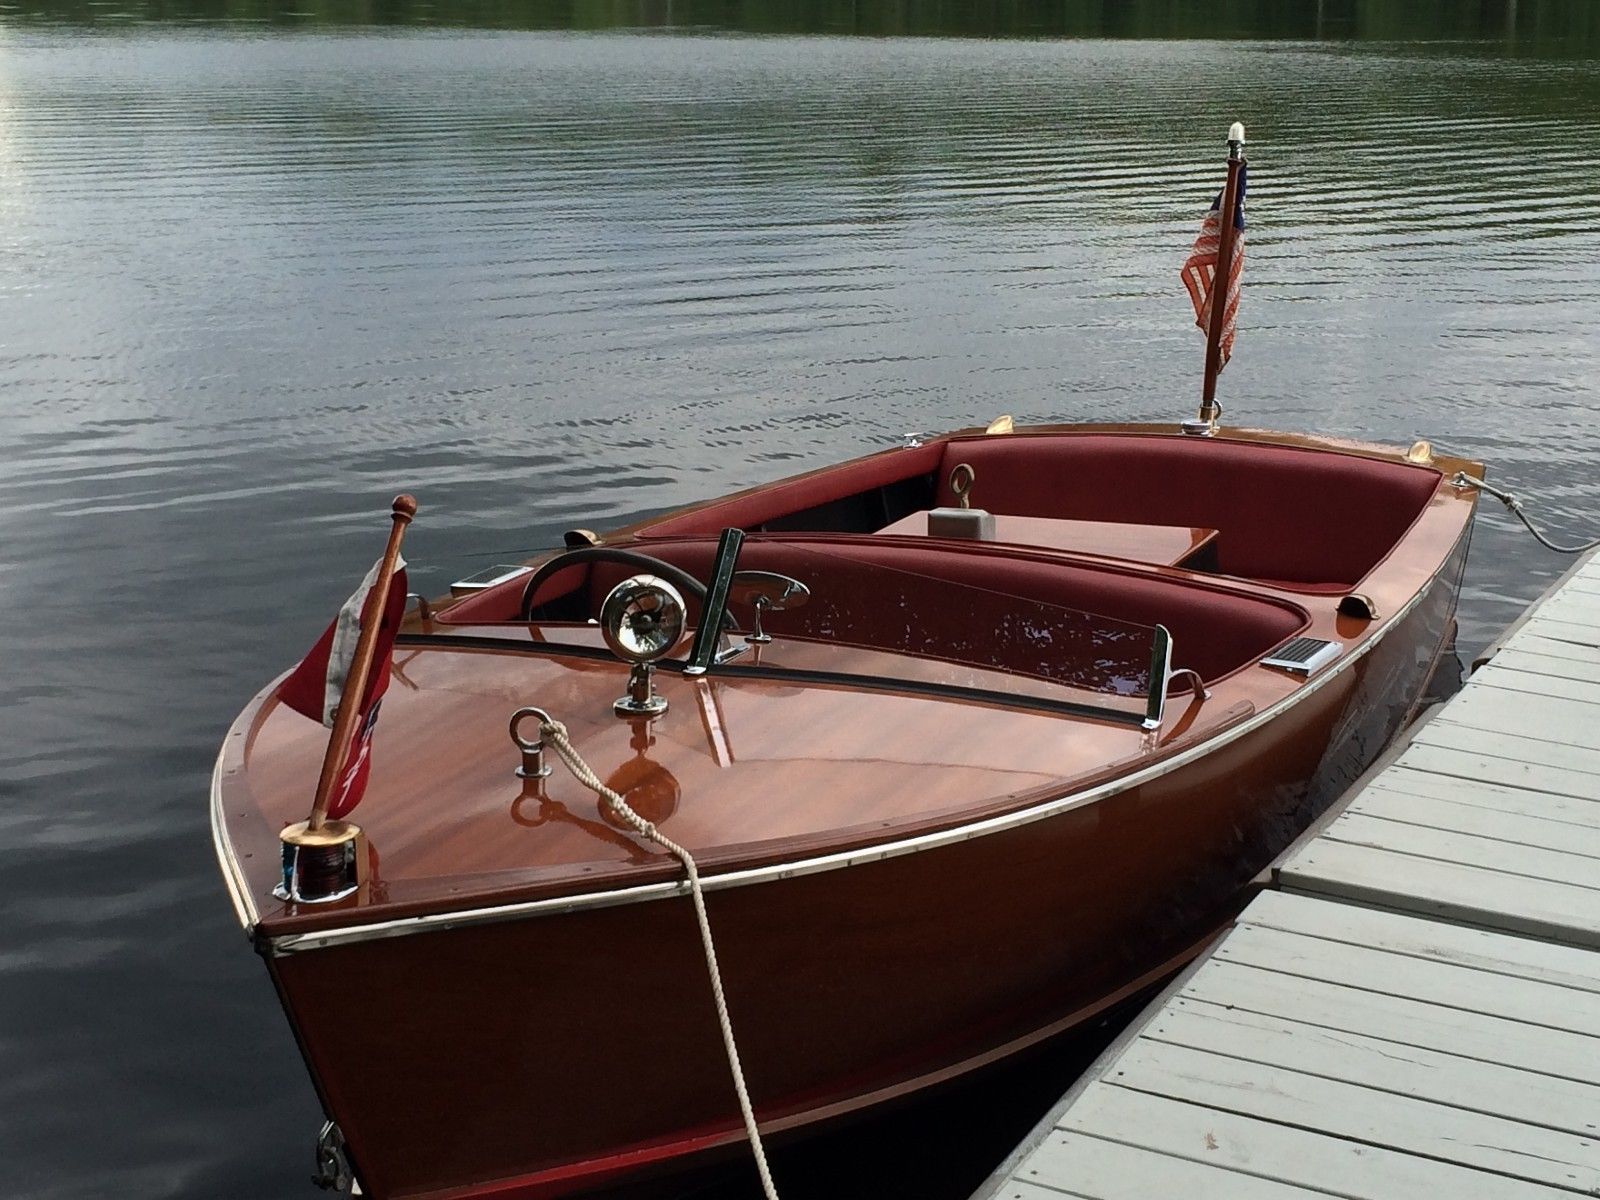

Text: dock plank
xmin=1142 ymin=1003 xmax=1600 ymax=1137
xmin=1059 ymin=1087 xmax=1575 ymax=1200
xmin=1499 ymin=631 xmax=1600 ymax=666
xmin=1472 ymin=662 xmax=1600 ymax=705
xmin=1278 ymin=839 xmax=1600 ymax=948
xmin=1408 ymin=722 xmax=1600 ymax=785
xmin=1361 ymin=766 xmax=1600 ymax=820
xmin=1525 ymin=593 xmax=1600 ymax=630
xmin=1214 ymin=921 xmax=1600 ymax=1033
xmin=1514 ymin=617 xmax=1600 ymax=647
xmin=1023 ymin=1130 xmax=1327 ymax=1199
xmin=1178 ymin=961 xmax=1600 ymax=1082
xmin=1488 ymin=646 xmax=1600 ymax=684
xmin=1432 ymin=687 xmax=1600 ymax=746
xmin=1239 ymin=888 xmax=1600 ymax=992
xmin=987 ymin=1185 xmax=1077 ymax=1200
xmin=1318 ymin=810 xmax=1600 ymax=885
xmin=1106 ymin=1040 xmax=1600 ymax=1191
xmin=1347 ymin=791 xmax=1600 ymax=857
xmin=988 ymin=1184 xmax=1081 ymax=1200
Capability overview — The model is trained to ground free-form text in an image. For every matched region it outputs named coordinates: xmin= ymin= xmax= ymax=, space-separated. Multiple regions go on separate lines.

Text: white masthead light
xmin=1228 ymin=121 xmax=1246 ymax=144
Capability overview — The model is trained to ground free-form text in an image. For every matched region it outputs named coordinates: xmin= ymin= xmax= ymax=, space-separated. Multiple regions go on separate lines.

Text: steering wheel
xmin=517 ymin=547 xmax=731 ymax=626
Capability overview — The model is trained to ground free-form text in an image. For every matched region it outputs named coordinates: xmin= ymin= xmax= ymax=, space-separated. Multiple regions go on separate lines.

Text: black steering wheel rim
xmin=517 ymin=546 xmax=732 ymax=627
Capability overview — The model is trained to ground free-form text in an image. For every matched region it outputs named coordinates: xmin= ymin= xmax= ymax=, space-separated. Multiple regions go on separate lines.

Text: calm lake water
xmin=3 ymin=3 xmax=1600 ymax=1197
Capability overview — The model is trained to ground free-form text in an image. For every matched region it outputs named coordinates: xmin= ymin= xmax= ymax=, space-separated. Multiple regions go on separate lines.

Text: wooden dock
xmin=976 ymin=550 xmax=1600 ymax=1200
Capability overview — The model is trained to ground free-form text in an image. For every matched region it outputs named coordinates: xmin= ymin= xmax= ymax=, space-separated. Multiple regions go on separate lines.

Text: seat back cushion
xmin=933 ymin=434 xmax=1439 ymax=587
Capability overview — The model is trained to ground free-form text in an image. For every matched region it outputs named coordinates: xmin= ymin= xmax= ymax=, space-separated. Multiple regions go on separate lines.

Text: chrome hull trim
xmin=210 ymin=750 xmax=260 ymax=933
xmin=262 ymin=543 xmax=1455 ymax=956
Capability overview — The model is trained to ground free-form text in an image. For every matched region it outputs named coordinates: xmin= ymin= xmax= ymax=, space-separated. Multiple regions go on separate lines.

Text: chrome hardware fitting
xmin=685 ymin=527 xmax=747 ymax=676
xmin=1181 ymin=399 xmax=1222 ymax=436
xmin=509 ymin=706 xmax=553 ymax=778
xmin=1143 ymin=627 xmax=1208 ymax=729
xmin=313 ymin=1121 xmax=355 ymax=1193
xmin=275 ymin=821 xmax=363 ymax=904
xmin=1142 ymin=624 xmax=1174 ymax=730
xmin=406 ymin=592 xmax=434 ymax=621
xmin=600 ymin=575 xmax=686 ymax=716
xmin=984 ymin=414 xmax=1015 ymax=435
xmin=901 ymin=432 xmax=928 ymax=448
xmin=1168 ymin=668 xmax=1210 ymax=701
xmin=616 ymin=663 xmax=668 ymax=717
xmin=1262 ymin=636 xmax=1342 ymax=676
xmin=449 ymin=563 xmax=533 ymax=598
xmin=950 ymin=463 xmax=976 ymax=509
xmin=1338 ymin=593 xmax=1379 ymax=621
xmin=929 ymin=463 xmax=995 ymax=540
xmin=729 ymin=571 xmax=810 ymax=644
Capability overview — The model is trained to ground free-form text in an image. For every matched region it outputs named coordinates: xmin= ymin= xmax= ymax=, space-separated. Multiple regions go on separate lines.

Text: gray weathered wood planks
xmin=974 ymin=550 xmax=1600 ymax=1200
xmin=975 ymin=891 xmax=1600 ymax=1199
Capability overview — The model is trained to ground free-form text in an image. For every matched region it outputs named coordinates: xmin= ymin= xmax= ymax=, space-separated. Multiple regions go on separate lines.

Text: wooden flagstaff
xmin=1198 ymin=122 xmax=1246 ymax=430
xmin=306 ymin=493 xmax=417 ymax=832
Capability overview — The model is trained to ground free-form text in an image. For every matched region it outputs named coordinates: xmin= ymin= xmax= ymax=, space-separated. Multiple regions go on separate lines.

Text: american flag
xmin=1181 ymin=165 xmax=1247 ymax=370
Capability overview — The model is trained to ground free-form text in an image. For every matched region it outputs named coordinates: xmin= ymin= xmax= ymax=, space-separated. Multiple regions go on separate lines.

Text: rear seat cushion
xmin=934 ymin=434 xmax=1440 ymax=587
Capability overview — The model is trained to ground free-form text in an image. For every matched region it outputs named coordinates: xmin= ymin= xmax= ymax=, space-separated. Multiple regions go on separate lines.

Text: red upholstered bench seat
xmin=932 ymin=434 xmax=1440 ymax=588
xmin=633 ymin=432 xmax=1441 ymax=591
xmin=442 ymin=535 xmax=1307 ymax=685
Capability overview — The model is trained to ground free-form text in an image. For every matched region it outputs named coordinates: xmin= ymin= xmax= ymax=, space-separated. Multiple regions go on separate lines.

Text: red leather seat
xmin=636 ymin=433 xmax=1438 ymax=590
xmin=933 ymin=434 xmax=1440 ymax=588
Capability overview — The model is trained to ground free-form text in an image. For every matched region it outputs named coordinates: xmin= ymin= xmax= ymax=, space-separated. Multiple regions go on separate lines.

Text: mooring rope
xmin=538 ymin=718 xmax=781 ymax=1200
xmin=1453 ymin=472 xmax=1600 ymax=555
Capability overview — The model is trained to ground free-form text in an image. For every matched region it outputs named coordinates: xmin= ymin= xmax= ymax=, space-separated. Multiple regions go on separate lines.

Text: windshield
xmin=692 ymin=535 xmax=1160 ymax=724
xmin=431 ymin=534 xmax=1166 ymax=725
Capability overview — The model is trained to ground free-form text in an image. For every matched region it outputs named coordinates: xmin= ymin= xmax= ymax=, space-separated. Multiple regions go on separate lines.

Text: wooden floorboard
xmin=976 ymin=551 xmax=1600 ymax=1200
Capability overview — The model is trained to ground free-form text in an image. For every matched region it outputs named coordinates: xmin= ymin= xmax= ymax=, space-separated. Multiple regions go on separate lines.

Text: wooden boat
xmin=213 ymin=420 xmax=1481 ymax=1199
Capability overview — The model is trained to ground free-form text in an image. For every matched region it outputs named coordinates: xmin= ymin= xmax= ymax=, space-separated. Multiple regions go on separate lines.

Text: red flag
xmin=1181 ymin=165 xmax=1247 ymax=370
xmin=277 ymin=558 xmax=409 ymax=820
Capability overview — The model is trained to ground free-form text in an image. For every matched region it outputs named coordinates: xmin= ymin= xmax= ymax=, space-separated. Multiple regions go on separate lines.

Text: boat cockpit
xmin=424 ymin=430 xmax=1445 ymax=724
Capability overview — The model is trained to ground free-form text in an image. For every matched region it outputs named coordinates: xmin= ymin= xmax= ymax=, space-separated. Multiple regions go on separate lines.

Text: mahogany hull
xmin=264 ymin=529 xmax=1468 ymax=1200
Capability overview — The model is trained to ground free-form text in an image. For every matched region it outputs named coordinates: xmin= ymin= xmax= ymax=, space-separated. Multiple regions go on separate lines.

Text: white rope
xmin=539 ymin=719 xmax=781 ymax=1200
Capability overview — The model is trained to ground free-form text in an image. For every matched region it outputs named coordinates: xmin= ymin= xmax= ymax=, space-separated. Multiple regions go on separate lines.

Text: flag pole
xmin=306 ymin=494 xmax=417 ymax=831
xmin=276 ymin=494 xmax=416 ymax=905
xmin=1196 ymin=122 xmax=1247 ymax=433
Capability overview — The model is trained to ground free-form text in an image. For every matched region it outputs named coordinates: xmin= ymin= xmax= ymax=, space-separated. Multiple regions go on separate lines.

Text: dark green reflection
xmin=5 ymin=0 xmax=1600 ymax=53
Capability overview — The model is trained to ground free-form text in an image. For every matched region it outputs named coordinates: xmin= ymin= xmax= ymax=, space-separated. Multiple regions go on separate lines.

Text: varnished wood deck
xmin=975 ymin=549 xmax=1600 ymax=1199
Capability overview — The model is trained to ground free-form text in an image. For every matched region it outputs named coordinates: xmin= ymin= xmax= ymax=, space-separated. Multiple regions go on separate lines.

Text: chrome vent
xmin=449 ymin=563 xmax=533 ymax=598
xmin=1262 ymin=636 xmax=1341 ymax=676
